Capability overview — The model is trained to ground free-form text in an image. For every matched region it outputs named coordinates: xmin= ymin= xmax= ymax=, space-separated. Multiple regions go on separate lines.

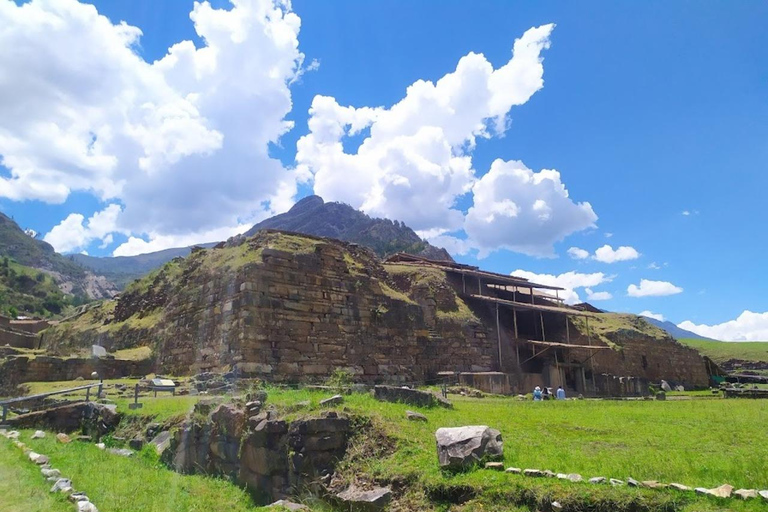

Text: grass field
xmin=678 ymin=338 xmax=768 ymax=365
xmin=0 ymin=431 xmax=309 ymax=512
xmin=3 ymin=382 xmax=768 ymax=511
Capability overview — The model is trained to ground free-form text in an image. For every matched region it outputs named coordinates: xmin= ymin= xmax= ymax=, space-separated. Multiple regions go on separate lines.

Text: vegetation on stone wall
xmin=569 ymin=312 xmax=671 ymax=350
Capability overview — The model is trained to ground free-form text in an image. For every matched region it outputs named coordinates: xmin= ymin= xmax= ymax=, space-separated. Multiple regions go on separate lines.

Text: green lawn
xmin=0 ymin=432 xmax=305 ymax=512
xmin=678 ymin=338 xmax=768 ymax=365
xmin=5 ymin=381 xmax=768 ymax=511
xmin=0 ymin=439 xmax=72 ymax=512
xmin=261 ymin=389 xmax=768 ymax=511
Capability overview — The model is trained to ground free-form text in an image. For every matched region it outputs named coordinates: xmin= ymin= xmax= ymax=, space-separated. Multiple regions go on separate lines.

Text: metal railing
xmin=0 ymin=382 xmax=103 ymax=423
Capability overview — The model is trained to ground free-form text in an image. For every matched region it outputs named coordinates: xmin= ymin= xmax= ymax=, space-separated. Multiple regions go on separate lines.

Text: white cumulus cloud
xmin=627 ymin=279 xmax=683 ymax=297
xmin=2 ymin=0 xmax=308 ymax=254
xmin=678 ymin=311 xmax=768 ymax=341
xmin=465 ymin=160 xmax=597 ymax=257
xmin=593 ymin=244 xmax=640 ymax=263
xmin=295 ymin=24 xmax=595 ymax=257
xmin=640 ymin=310 xmax=665 ymax=321
xmin=567 ymin=247 xmax=590 ymax=260
xmin=511 ymin=270 xmax=612 ymax=305
xmin=43 ymin=204 xmax=123 ymax=253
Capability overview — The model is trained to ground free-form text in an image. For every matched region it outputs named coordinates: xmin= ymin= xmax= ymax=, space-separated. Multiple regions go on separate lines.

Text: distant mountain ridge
xmin=244 ymin=196 xmax=453 ymax=262
xmin=0 ymin=212 xmax=116 ymax=301
xmin=73 ymin=196 xmax=454 ymax=289
xmin=73 ymin=243 xmax=217 ymax=289
xmin=642 ymin=316 xmax=718 ymax=341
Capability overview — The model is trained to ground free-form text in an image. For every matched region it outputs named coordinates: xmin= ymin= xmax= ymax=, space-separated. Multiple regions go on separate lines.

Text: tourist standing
xmin=533 ymin=386 xmax=543 ymax=401
xmin=556 ymin=386 xmax=566 ymax=400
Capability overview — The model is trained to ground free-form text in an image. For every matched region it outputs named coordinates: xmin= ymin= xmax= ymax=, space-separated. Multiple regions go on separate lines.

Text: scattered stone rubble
xmin=491 ymin=460 xmax=768 ymax=502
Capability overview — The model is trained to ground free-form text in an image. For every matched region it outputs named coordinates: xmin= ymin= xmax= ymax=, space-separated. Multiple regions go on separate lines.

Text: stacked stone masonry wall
xmin=156 ymin=243 xmax=495 ymax=383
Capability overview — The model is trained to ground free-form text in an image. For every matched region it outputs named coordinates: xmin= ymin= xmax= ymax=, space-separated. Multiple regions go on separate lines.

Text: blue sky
xmin=0 ymin=0 xmax=767 ymax=339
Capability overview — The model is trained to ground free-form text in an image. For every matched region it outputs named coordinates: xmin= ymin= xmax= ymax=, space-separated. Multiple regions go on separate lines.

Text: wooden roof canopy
xmin=384 ymin=252 xmax=565 ymax=291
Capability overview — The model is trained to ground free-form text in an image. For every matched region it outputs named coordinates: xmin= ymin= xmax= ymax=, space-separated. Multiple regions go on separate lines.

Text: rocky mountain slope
xmin=0 ymin=256 xmax=74 ymax=317
xmin=0 ymin=212 xmax=117 ymax=301
xmin=244 ymin=195 xmax=453 ymax=261
xmin=73 ymin=195 xmax=453 ymax=289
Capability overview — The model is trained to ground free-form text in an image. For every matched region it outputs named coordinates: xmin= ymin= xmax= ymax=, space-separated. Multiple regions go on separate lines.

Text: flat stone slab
xmin=734 ymin=489 xmax=758 ymax=499
xmin=567 ymin=473 xmax=583 ymax=482
xmin=669 ymin=483 xmax=691 ymax=491
xmin=76 ymin=502 xmax=99 ymax=512
xmin=406 ymin=410 xmax=428 ymax=422
xmin=31 ymin=430 xmax=45 ymax=439
xmin=336 ymin=485 xmax=392 ymax=510
xmin=708 ymin=484 xmax=733 ymax=498
xmin=505 ymin=467 xmax=521 ymax=474
xmin=589 ymin=477 xmax=606 ymax=484
xmin=50 ymin=478 xmax=73 ymax=493
xmin=107 ymin=448 xmax=135 ymax=457
xmin=28 ymin=452 xmax=49 ymax=465
xmin=41 ymin=468 xmax=61 ymax=478
xmin=484 ymin=462 xmax=504 ymax=471
xmin=267 ymin=500 xmax=309 ymax=511
xmin=524 ymin=469 xmax=543 ymax=477
xmin=319 ymin=395 xmax=343 ymax=407
xmin=149 ymin=431 xmax=172 ymax=455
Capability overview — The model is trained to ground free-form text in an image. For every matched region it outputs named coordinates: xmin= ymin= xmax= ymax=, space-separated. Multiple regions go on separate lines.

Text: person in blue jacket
xmin=556 ymin=386 xmax=566 ymax=400
xmin=533 ymin=386 xmax=543 ymax=401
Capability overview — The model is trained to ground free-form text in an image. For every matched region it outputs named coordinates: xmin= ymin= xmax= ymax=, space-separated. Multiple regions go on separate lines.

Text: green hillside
xmin=678 ymin=338 xmax=768 ymax=365
xmin=0 ymin=257 xmax=75 ymax=318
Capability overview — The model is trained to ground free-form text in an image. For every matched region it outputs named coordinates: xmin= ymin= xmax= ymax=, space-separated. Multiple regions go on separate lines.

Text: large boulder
xmin=435 ymin=426 xmax=503 ymax=471
xmin=374 ymin=385 xmax=451 ymax=408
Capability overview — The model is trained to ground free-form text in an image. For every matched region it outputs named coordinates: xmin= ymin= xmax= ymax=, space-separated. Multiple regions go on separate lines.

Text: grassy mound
xmin=678 ymin=338 xmax=768 ymax=365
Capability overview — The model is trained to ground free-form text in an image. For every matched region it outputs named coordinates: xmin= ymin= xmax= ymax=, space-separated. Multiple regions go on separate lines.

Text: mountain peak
xmin=289 ymin=195 xmax=324 ymax=213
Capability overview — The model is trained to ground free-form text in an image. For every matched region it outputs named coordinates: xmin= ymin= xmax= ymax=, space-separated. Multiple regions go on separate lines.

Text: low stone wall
xmin=0 ymin=356 xmax=154 ymax=383
xmin=166 ymin=403 xmax=351 ymax=503
xmin=0 ymin=326 xmax=38 ymax=349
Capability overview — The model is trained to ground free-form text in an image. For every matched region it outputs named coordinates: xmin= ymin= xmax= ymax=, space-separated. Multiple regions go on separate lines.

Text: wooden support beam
xmin=530 ymin=287 xmax=535 ymax=304
xmin=540 ymin=311 xmax=546 ymax=341
xmin=566 ymin=316 xmax=570 ymax=344
xmin=496 ymin=303 xmax=502 ymax=371
xmin=513 ymin=308 xmax=520 ymax=369
xmin=586 ymin=315 xmax=597 ymax=394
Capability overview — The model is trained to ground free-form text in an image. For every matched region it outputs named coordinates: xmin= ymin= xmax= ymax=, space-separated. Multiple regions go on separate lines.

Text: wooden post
xmin=565 ymin=316 xmax=570 ymax=344
xmin=478 ymin=277 xmax=482 ymax=296
xmin=513 ymin=308 xmax=520 ymax=368
xmin=496 ymin=303 xmax=503 ymax=371
xmin=462 ymin=274 xmax=466 ymax=294
xmin=530 ymin=287 xmax=535 ymax=304
xmin=85 ymin=387 xmax=90 ymax=402
xmin=540 ymin=312 xmax=546 ymax=341
xmin=1 ymin=405 xmax=6 ymax=423
xmin=513 ymin=308 xmax=519 ymax=338
xmin=586 ymin=315 xmax=597 ymax=394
